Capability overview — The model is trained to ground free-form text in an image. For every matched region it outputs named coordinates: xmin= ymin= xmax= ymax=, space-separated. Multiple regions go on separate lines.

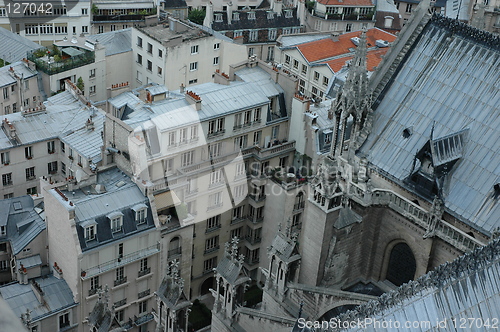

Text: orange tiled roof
xmin=297 ymin=28 xmax=396 ymax=63
xmin=317 ymin=0 xmax=373 ymax=6
xmin=321 ymin=47 xmax=390 ymax=72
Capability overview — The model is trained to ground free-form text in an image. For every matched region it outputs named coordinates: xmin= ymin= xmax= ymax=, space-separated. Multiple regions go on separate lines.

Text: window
xmin=188 ymin=79 xmax=198 ymax=85
xmin=27 ymin=187 xmax=37 ymax=195
xmin=405 ymin=3 xmax=412 ymax=12
xmin=111 ymin=216 xmax=123 ymax=232
xmin=118 ymin=243 xmax=124 ymax=259
xmin=147 ymin=60 xmax=152 ymax=72
xmin=234 ymin=135 xmax=248 ymax=150
xmin=110 ymin=25 xmax=116 ymax=31
xmin=25 ymin=146 xmax=33 ymax=159
xmin=140 ymin=258 xmax=148 ymax=271
xmin=206 ymin=215 xmax=221 ymax=230
xmin=85 ymin=225 xmax=96 ymax=240
xmin=214 ymin=43 xmax=220 ymax=50
xmin=209 ymin=142 xmax=223 ymax=157
xmin=248 ymin=11 xmax=256 ymax=19
xmin=253 ymin=131 xmax=261 ymax=146
xmin=0 ymin=8 xmax=6 ymax=17
xmin=236 ymin=162 xmax=245 ymax=176
xmin=1 ymin=152 xmax=9 ymax=165
xmin=189 ymin=62 xmax=198 ymax=71
xmin=244 ymin=110 xmax=252 ymax=125
xmin=231 ymin=227 xmax=243 ymax=239
xmin=89 ymin=85 xmax=96 ymax=95
xmin=136 ymin=208 xmax=146 ymax=224
xmin=139 ymin=300 xmax=148 ymax=314
xmin=314 ymin=71 xmax=320 ymax=81
xmin=272 ymin=125 xmax=279 ymax=139
xmin=90 ymin=276 xmax=99 ymax=291
xmin=204 ymin=257 xmax=217 ymax=271
xmin=147 ymin=43 xmax=152 ymax=54
xmin=180 ymin=128 xmax=188 ymax=143
xmin=12 ymin=103 xmax=17 ymax=112
xmin=205 ymin=235 xmax=219 ymax=252
xmin=293 ymin=60 xmax=299 ymax=69
xmin=209 ymin=192 xmax=222 ymax=209
xmin=248 ymin=47 xmax=255 ymax=57
xmin=0 ymin=260 xmax=8 ymax=270
xmin=137 ymin=37 xmax=143 ymax=47
xmin=323 ymin=76 xmax=329 ymax=87
xmin=210 ymin=169 xmax=223 ymax=186
xmin=181 ymin=150 xmax=194 ymax=167
xmin=157 ymin=66 xmax=162 ymax=76
xmin=164 ymin=158 xmax=173 ymax=173
xmin=3 ymin=193 xmax=13 ymax=199
xmin=234 ymin=30 xmax=242 ymax=38
xmin=59 ymin=312 xmax=70 ymax=330
xmin=168 ymin=131 xmax=176 ymax=146
xmin=82 ymin=8 xmax=88 ymax=15
xmin=97 ymin=25 xmax=104 ymax=33
xmin=116 ymin=310 xmax=124 ymax=322
xmin=190 ymin=125 xmax=198 ymax=140
xmin=267 ymin=46 xmax=274 ymax=61
xmin=302 ymin=64 xmax=307 ymax=75
xmin=0 ymin=226 xmax=6 ymax=236
xmin=345 ymin=23 xmax=352 ymax=32
xmin=282 ymin=27 xmax=291 ymax=35
xmin=191 ymin=45 xmax=199 ymax=54
xmin=26 ymin=167 xmax=35 ymax=180
xmin=292 ymin=213 xmax=302 ymax=227
xmin=1 ymin=173 xmax=11 ymax=186
xmin=253 ymin=108 xmax=261 ymax=123
xmin=233 ymin=12 xmax=240 ymax=21
xmin=137 ymin=53 xmax=142 ymax=65
xmin=82 ymin=26 xmax=88 ymax=33
xmin=116 ymin=266 xmax=124 ymax=281
xmin=2 ymin=87 xmax=8 ymax=99
xmin=268 ymin=29 xmax=277 ymax=40
xmin=233 ymin=184 xmax=247 ymax=198
xmin=249 ymin=30 xmax=258 ymax=41
xmin=4 ymin=105 xmax=9 ymax=114
xmin=61 ymin=162 xmax=66 ymax=175
xmin=208 ymin=118 xmax=224 ymax=135
xmin=48 ymin=161 xmax=58 ymax=174
xmin=213 ymin=57 xmax=219 ymax=65
xmin=24 ymin=79 xmax=29 ymax=90
xmin=89 ymin=68 xmax=96 ymax=79
xmin=60 ymin=141 xmax=66 ymax=153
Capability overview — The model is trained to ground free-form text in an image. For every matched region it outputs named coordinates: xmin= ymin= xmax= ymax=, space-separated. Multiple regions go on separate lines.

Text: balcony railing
xmin=82 ymin=244 xmax=159 ymax=279
xmin=138 ymin=267 xmax=151 ymax=278
xmin=204 ymin=245 xmax=220 ymax=255
xmin=114 ymin=298 xmax=127 ymax=307
xmin=28 ymin=48 xmax=95 ymax=75
xmin=134 ymin=313 xmax=154 ymax=326
xmin=89 ymin=288 xmax=99 ymax=296
xmin=92 ymin=14 xmax=147 ymax=22
xmin=206 ymin=224 xmax=221 ymax=233
xmin=114 ymin=276 xmax=127 ymax=287
xmin=245 ymin=236 xmax=262 ymax=245
xmin=138 ymin=289 xmax=150 ymax=299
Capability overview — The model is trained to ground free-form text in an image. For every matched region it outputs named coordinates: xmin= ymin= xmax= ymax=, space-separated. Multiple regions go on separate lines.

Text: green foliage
xmin=76 ymin=77 xmax=84 ymax=91
xmin=0 ymin=59 xmax=9 ymax=67
xmin=188 ymin=300 xmax=211 ymax=330
xmin=244 ymin=284 xmax=263 ymax=308
xmin=33 ymin=48 xmax=46 ymax=58
xmin=51 ymin=45 xmax=61 ymax=57
xmin=188 ymin=9 xmax=206 ymax=25
xmin=91 ymin=4 xmax=99 ymax=14
xmin=306 ymin=1 xmax=315 ymax=13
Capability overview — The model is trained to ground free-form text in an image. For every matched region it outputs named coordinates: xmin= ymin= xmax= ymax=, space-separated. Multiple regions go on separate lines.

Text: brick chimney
xmin=185 ymin=90 xmax=202 ymax=111
xmin=214 ymin=69 xmax=231 ymax=85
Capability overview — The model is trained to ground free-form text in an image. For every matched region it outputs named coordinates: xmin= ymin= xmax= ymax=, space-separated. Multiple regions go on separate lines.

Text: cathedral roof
xmin=360 ymin=15 xmax=500 ymax=234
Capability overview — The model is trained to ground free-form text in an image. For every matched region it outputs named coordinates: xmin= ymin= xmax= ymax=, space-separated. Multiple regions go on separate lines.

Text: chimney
xmin=185 ymin=90 xmax=202 ymax=111
xmin=53 ymin=262 xmax=63 ymax=279
xmin=86 ymin=117 xmax=95 ymax=131
xmin=214 ymin=69 xmax=231 ymax=85
xmin=331 ymin=32 xmax=340 ymax=42
xmin=180 ymin=83 xmax=185 ymax=93
xmin=31 ymin=280 xmax=45 ymax=305
xmin=2 ymin=118 xmax=17 ymax=140
xmin=18 ymin=264 xmax=28 ymax=285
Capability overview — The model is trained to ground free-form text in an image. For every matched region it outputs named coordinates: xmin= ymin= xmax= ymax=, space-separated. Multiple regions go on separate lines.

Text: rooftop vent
xmin=494 ymin=183 xmax=500 ymax=199
xmin=376 ymin=39 xmax=390 ymax=48
xmin=350 ymin=37 xmax=360 ymax=46
xmin=402 ymin=127 xmax=412 ymax=138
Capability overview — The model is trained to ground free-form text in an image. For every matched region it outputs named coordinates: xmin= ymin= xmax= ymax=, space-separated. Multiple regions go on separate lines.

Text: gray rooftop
xmin=0 ymin=61 xmax=37 ymax=89
xmin=0 ymin=196 xmax=45 ymax=255
xmin=0 ymin=28 xmax=40 ymax=64
xmin=88 ymin=29 xmax=132 ymax=56
xmin=277 ymin=34 xmax=330 ymax=49
xmin=360 ymin=20 xmax=500 ymax=234
xmin=137 ymin=22 xmax=209 ymax=44
xmin=0 ymin=275 xmax=76 ymax=323
xmin=0 ymin=90 xmax=104 ymax=161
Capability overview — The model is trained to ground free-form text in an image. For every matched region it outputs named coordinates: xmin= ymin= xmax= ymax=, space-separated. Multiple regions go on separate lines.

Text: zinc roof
xmin=360 ymin=22 xmax=500 ymax=233
xmin=317 ymin=0 xmax=373 ymax=5
xmin=0 ymin=61 xmax=37 ymax=89
xmin=88 ymin=28 xmax=132 ymax=56
xmin=0 ymin=28 xmax=40 ymax=64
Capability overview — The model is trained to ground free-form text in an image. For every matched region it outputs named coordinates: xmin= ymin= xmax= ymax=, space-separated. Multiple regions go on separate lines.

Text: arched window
xmin=168 ymin=237 xmax=181 ymax=258
xmin=386 ymin=242 xmax=416 ymax=286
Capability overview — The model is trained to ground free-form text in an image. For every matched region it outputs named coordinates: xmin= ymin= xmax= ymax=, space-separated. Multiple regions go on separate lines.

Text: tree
xmin=91 ymin=4 xmax=99 ymax=15
xmin=188 ymin=9 xmax=206 ymax=25
xmin=306 ymin=1 xmax=315 ymax=13
xmin=76 ymin=77 xmax=84 ymax=92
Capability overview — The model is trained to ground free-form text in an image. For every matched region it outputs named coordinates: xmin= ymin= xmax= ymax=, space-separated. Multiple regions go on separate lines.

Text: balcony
xmin=245 ymin=236 xmax=262 ymax=245
xmin=27 ymin=47 xmax=95 ymax=75
xmin=206 ymin=224 xmax=221 ymax=234
xmin=138 ymin=267 xmax=151 ymax=278
xmin=114 ymin=276 xmax=127 ymax=287
xmin=207 ymin=129 xmax=225 ymax=139
xmin=134 ymin=313 xmax=154 ymax=326
xmin=82 ymin=244 xmax=159 ymax=279
xmin=168 ymin=246 xmax=182 ymax=258
xmin=204 ymin=245 xmax=220 ymax=255
xmin=88 ymin=288 xmax=99 ymax=296
xmin=293 ymin=201 xmax=305 ymax=211
xmin=138 ymin=289 xmax=150 ymax=299
xmin=92 ymin=14 xmax=147 ymax=22
xmin=114 ymin=298 xmax=127 ymax=307
xmin=313 ymin=10 xmax=374 ymax=21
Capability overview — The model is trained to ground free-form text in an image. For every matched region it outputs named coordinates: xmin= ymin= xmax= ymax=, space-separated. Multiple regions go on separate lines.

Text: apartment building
xmin=0 ymin=0 xmax=91 ymax=46
xmin=204 ymin=5 xmax=304 ymax=61
xmin=91 ymin=0 xmax=158 ymax=34
xmin=131 ymin=17 xmax=247 ymax=90
xmin=0 ymin=60 xmax=42 ymax=116
xmin=275 ymin=28 xmax=396 ymax=100
xmin=0 ymin=81 xmax=104 ymax=198
xmin=42 ymin=167 xmax=161 ymax=332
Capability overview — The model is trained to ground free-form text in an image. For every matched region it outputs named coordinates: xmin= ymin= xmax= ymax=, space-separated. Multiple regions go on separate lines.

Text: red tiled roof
xmin=317 ymin=0 xmax=373 ymax=6
xmin=297 ymin=28 xmax=396 ymax=63
xmin=321 ymin=47 xmax=390 ymax=72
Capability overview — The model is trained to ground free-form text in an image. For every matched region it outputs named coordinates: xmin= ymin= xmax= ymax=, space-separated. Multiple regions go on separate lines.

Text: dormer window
xmin=234 ymin=30 xmax=243 ymax=38
xmin=285 ymin=10 xmax=293 ymax=18
xmin=267 ymin=11 xmax=274 ymax=19
xmin=81 ymin=219 xmax=97 ymax=241
xmin=215 ymin=13 xmax=223 ymax=22
xmin=233 ymin=12 xmax=239 ymax=21
xmin=0 ymin=225 xmax=6 ymax=236
xmin=248 ymin=12 xmax=256 ymax=20
xmin=132 ymin=204 xmax=148 ymax=225
xmin=108 ymin=212 xmax=124 ymax=233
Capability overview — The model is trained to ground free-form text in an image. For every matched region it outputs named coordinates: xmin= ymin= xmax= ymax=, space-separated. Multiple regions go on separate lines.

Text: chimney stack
xmin=185 ymin=90 xmax=202 ymax=111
